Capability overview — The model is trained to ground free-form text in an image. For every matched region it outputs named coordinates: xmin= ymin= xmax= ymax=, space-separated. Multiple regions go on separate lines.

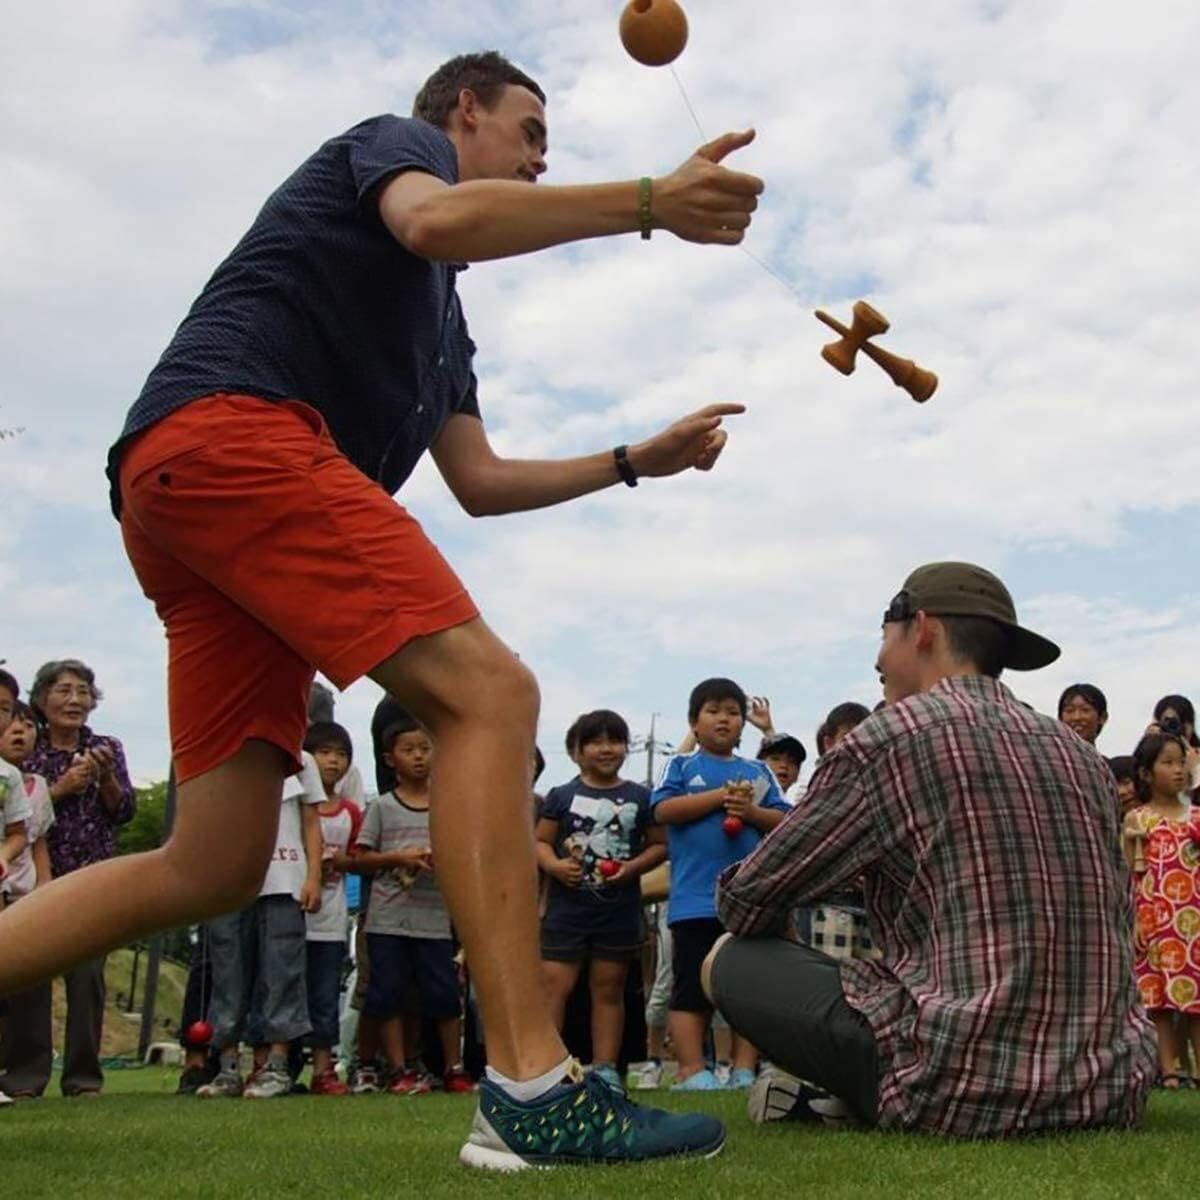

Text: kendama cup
xmin=814 ymin=300 xmax=938 ymax=403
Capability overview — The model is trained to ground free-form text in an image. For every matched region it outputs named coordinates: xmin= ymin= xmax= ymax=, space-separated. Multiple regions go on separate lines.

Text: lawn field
xmin=4 ymin=1068 xmax=1196 ymax=1199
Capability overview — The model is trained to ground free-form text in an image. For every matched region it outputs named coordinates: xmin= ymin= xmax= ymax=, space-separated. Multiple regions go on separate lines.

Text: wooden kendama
xmin=619 ymin=0 xmax=689 ymax=67
xmin=814 ymin=301 xmax=938 ymax=403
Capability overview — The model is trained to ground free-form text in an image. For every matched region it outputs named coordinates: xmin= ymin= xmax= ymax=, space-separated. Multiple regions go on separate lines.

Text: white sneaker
xmin=196 ymin=1069 xmax=243 ymax=1099
xmin=628 ymin=1061 xmax=664 ymax=1090
xmin=713 ymin=1063 xmax=732 ymax=1088
xmin=243 ymin=1064 xmax=292 ymax=1099
xmin=0 ymin=1088 xmax=14 ymax=1107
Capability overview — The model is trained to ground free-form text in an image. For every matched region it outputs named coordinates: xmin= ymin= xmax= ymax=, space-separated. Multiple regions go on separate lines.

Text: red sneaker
xmin=388 ymin=1070 xmax=432 ymax=1095
xmin=311 ymin=1070 xmax=349 ymax=1096
xmin=443 ymin=1066 xmax=476 ymax=1094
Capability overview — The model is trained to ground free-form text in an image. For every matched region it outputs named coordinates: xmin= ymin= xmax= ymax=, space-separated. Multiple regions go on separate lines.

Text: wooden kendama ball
xmin=619 ymin=0 xmax=689 ymax=67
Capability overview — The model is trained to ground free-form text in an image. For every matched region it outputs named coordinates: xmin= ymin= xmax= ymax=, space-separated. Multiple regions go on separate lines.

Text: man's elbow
xmin=391 ymin=204 xmax=459 ymax=263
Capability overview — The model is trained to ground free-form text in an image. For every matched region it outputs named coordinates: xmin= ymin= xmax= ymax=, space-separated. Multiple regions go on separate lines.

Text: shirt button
xmin=416 ymin=404 xmax=424 ymax=414
xmin=437 ymin=355 xmax=444 ymax=366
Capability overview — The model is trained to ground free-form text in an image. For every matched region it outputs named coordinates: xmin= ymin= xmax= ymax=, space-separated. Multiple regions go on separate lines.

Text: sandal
xmin=1157 ymin=1073 xmax=1185 ymax=1090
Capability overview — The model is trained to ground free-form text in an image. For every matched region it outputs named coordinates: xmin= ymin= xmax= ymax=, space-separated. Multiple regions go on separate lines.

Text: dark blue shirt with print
xmin=540 ymin=778 xmax=652 ymax=937
xmin=109 ymin=115 xmax=480 ymax=514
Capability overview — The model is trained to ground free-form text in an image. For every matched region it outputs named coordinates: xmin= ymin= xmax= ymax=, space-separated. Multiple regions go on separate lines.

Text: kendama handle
xmin=860 ymin=342 xmax=938 ymax=404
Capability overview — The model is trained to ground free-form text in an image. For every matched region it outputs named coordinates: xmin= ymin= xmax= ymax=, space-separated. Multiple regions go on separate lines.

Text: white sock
xmin=486 ymin=1056 xmax=575 ymax=1102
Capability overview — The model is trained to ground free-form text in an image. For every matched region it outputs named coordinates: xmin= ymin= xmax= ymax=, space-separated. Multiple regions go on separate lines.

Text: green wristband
xmin=637 ymin=176 xmax=653 ymax=241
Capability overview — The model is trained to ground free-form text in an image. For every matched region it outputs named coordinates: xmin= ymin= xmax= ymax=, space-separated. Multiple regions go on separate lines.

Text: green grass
xmin=5 ymin=1068 xmax=1197 ymax=1199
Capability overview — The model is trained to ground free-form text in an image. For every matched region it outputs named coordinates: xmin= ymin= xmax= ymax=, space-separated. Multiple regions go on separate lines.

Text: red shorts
xmin=118 ymin=393 xmax=479 ymax=783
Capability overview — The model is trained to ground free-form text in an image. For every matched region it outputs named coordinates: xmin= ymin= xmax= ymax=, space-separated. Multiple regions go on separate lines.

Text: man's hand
xmin=654 ymin=130 xmax=763 ymax=245
xmin=747 ymin=697 xmax=774 ymax=735
xmin=550 ymin=857 xmax=584 ymax=889
xmin=629 ymin=403 xmax=745 ymax=478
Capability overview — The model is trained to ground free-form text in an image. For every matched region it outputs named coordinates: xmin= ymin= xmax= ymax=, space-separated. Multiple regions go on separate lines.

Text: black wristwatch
xmin=613 ymin=444 xmax=638 ymax=488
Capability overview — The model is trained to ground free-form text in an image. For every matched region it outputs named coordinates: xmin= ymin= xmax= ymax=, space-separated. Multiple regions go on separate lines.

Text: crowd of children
xmin=2 ymin=665 xmax=1199 ymax=1105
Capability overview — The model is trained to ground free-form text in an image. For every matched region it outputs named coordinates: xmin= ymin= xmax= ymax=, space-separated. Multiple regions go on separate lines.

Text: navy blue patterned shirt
xmin=108 ymin=115 xmax=480 ymax=514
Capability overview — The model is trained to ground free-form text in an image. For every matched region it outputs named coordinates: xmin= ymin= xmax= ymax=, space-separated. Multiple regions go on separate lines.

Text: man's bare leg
xmin=370 ymin=618 xmax=566 ymax=1082
xmin=0 ymin=740 xmax=287 ymax=995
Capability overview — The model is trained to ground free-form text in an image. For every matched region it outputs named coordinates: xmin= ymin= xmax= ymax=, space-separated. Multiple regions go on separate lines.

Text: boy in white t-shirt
xmin=0 ymin=697 xmax=50 ymax=1105
xmin=302 ymin=721 xmax=362 ymax=1096
xmin=0 ymin=670 xmax=31 ymax=913
xmin=196 ymin=752 xmax=323 ymax=1100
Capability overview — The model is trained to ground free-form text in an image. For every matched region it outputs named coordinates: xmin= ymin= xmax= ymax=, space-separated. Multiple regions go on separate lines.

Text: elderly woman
xmin=20 ymin=659 xmax=135 ymax=1097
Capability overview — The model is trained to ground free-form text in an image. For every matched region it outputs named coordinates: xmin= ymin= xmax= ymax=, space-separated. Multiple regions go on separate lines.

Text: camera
xmin=1160 ymin=715 xmax=1184 ymax=736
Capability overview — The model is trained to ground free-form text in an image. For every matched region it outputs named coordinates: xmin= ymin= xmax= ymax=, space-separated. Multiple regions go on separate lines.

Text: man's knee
xmin=701 ymin=933 xmax=735 ymax=1005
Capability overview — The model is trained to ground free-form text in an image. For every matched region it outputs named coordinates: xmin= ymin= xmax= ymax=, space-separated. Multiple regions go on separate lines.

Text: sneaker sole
xmin=459 ymin=1129 xmax=726 ymax=1172
xmin=747 ymin=1073 xmax=803 ymax=1124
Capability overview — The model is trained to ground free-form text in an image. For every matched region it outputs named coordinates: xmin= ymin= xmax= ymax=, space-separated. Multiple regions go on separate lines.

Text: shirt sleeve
xmin=338 ymin=766 xmax=367 ymax=808
xmin=292 ymin=752 xmax=325 ymax=806
xmin=538 ymin=785 xmax=569 ymax=824
xmin=716 ymin=751 xmax=882 ymax=936
xmin=346 ymin=800 xmax=364 ymax=849
xmin=753 ymin=761 xmax=789 ymax=812
xmin=357 ymin=800 xmax=382 ymax=851
xmin=348 ymin=116 xmax=458 ymax=206
xmin=650 ymin=756 xmax=686 ymax=813
xmin=101 ymin=736 xmax=136 ymax=828
xmin=2 ymin=765 xmax=32 ymax=826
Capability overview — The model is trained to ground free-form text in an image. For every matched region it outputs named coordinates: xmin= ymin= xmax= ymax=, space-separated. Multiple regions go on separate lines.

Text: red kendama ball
xmin=185 ymin=1019 xmax=214 ymax=1046
xmin=619 ymin=0 xmax=689 ymax=68
xmin=722 ymin=816 xmax=744 ymax=838
xmin=599 ymin=858 xmax=621 ymax=879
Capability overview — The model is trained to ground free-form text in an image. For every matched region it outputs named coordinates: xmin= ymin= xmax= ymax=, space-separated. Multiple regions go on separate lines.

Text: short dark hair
xmin=1106 ymin=755 xmax=1135 ymax=784
xmin=381 ymin=714 xmax=427 ymax=753
xmin=413 ymin=51 xmax=546 ymax=130
xmin=564 ymin=717 xmax=581 ymax=758
xmin=1154 ymin=694 xmax=1198 ymax=746
xmin=575 ymin=709 xmax=630 ymax=749
xmin=814 ymin=721 xmax=828 ymax=756
xmin=533 ymin=746 xmax=546 ymax=784
xmin=1058 ymin=683 xmax=1108 ymax=719
xmin=688 ymin=678 xmax=747 ymax=724
xmin=0 ymin=668 xmax=18 ymax=703
xmin=303 ymin=721 xmax=353 ymax=762
xmin=938 ymin=616 xmax=1009 ymax=678
xmin=1132 ymin=730 xmax=1188 ymax=802
xmin=823 ymin=702 xmax=870 ymax=736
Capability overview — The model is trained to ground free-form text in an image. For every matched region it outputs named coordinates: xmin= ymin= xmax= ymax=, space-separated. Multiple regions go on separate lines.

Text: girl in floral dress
xmin=1124 ymin=731 xmax=1200 ymax=1087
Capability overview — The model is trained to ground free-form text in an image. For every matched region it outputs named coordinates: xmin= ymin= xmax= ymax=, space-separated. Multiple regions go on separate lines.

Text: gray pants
xmin=0 ymin=960 xmax=106 ymax=1096
xmin=206 ymin=895 xmax=310 ymax=1048
xmin=710 ymin=935 xmax=880 ymax=1123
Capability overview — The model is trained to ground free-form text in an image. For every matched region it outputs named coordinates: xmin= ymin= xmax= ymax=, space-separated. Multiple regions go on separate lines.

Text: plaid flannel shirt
xmin=717 ymin=674 xmax=1156 ymax=1137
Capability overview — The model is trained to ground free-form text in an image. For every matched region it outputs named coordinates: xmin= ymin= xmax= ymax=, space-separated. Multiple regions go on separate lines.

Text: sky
xmin=2 ymin=0 xmax=1197 ymax=787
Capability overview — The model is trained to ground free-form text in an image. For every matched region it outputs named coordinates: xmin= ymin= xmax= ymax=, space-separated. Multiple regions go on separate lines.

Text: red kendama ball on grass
xmin=185 ymin=1019 xmax=214 ymax=1046
xmin=619 ymin=0 xmax=689 ymax=67
xmin=599 ymin=858 xmax=621 ymax=878
xmin=722 ymin=816 xmax=744 ymax=838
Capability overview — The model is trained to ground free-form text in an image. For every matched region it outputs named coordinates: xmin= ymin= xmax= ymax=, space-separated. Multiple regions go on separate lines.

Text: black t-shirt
xmin=109 ymin=115 xmax=480 ymax=514
xmin=539 ymin=778 xmax=652 ymax=936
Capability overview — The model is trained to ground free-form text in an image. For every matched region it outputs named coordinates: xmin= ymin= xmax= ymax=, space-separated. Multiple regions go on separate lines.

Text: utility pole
xmin=633 ymin=713 xmax=672 ymax=788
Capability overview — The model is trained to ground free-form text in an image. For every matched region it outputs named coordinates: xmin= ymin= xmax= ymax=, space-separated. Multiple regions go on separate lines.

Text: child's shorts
xmin=669 ymin=917 xmax=725 ymax=1013
xmin=540 ymin=923 xmax=642 ymax=964
xmin=117 ymin=393 xmax=479 ymax=783
xmin=363 ymin=933 xmax=460 ymax=1021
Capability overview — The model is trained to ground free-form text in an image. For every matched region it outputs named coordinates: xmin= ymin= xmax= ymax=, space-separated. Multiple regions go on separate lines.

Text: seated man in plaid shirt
xmin=705 ymin=561 xmax=1157 ymax=1137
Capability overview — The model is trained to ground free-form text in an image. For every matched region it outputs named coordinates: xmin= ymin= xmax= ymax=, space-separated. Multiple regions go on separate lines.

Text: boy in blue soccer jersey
xmin=652 ymin=678 xmax=788 ymax=1091
xmin=536 ymin=710 xmax=666 ymax=1093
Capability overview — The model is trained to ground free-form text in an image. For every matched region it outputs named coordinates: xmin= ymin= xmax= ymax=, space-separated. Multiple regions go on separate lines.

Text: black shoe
xmin=177 ymin=1065 xmax=216 ymax=1095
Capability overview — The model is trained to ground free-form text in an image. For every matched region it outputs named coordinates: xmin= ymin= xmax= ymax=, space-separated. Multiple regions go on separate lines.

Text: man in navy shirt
xmin=0 ymin=52 xmax=762 ymax=1169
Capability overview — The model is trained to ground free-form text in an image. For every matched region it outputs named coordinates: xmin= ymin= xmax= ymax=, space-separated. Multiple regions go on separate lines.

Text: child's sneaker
xmin=590 ymin=1064 xmax=625 ymax=1094
xmin=443 ymin=1066 xmax=476 ymax=1094
xmin=670 ymin=1068 xmax=723 ymax=1092
xmin=389 ymin=1069 xmax=433 ymax=1095
xmin=746 ymin=1068 xmax=853 ymax=1127
xmin=0 ymin=1088 xmax=14 ymax=1107
xmin=348 ymin=1064 xmax=380 ymax=1094
xmin=459 ymin=1067 xmax=725 ymax=1171
xmin=628 ymin=1060 xmax=664 ymax=1090
xmin=310 ymin=1070 xmax=350 ymax=1096
xmin=196 ymin=1069 xmax=243 ymax=1099
xmin=713 ymin=1062 xmax=732 ymax=1088
xmin=176 ymin=1064 xmax=216 ymax=1095
xmin=727 ymin=1067 xmax=756 ymax=1090
xmin=243 ymin=1064 xmax=292 ymax=1099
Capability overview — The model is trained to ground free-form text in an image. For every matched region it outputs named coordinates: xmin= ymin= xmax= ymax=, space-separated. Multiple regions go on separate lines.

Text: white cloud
xmin=2 ymin=0 xmax=1198 ymax=785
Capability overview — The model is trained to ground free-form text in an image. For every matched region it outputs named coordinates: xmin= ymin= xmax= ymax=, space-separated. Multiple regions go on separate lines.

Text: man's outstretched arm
xmin=431 ymin=403 xmax=744 ymax=518
xmin=380 ymin=131 xmax=763 ymax=263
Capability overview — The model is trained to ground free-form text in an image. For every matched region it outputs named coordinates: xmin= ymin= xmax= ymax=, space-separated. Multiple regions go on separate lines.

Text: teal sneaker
xmin=671 ymin=1068 xmax=723 ymax=1092
xmin=459 ymin=1065 xmax=725 ymax=1171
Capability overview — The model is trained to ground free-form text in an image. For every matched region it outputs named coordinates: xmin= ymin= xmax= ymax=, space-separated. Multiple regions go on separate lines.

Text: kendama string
xmin=667 ymin=64 xmax=810 ymax=307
